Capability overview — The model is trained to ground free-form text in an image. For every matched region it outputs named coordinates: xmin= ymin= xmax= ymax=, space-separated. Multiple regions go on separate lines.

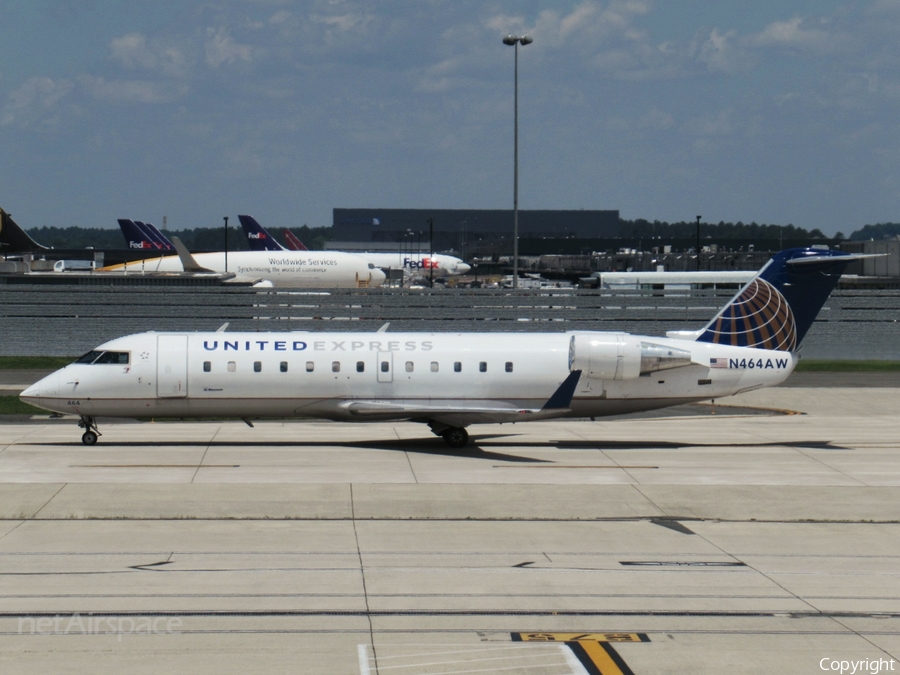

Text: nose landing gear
xmin=78 ymin=416 xmax=101 ymax=445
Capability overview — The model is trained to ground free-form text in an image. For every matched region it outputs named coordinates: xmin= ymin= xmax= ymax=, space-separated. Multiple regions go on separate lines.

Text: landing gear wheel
xmin=441 ymin=427 xmax=469 ymax=449
xmin=77 ymin=415 xmax=101 ymax=445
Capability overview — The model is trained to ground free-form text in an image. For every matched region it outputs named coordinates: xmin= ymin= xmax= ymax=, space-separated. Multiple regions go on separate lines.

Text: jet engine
xmin=568 ymin=333 xmax=694 ymax=380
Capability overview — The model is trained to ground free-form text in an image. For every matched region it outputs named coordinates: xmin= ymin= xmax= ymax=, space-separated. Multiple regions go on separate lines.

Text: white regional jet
xmin=21 ymin=248 xmax=864 ymax=448
xmin=100 ymin=242 xmax=386 ymax=288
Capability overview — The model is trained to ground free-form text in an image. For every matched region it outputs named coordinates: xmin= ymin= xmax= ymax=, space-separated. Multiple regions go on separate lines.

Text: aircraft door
xmin=157 ymin=334 xmax=188 ymax=398
xmin=377 ymin=351 xmax=393 ymax=383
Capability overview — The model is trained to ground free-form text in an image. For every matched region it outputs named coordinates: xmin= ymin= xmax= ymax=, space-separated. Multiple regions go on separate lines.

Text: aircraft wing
xmin=338 ymin=370 xmax=582 ymax=426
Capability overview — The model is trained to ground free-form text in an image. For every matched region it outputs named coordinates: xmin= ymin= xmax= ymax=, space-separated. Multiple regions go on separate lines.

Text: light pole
xmin=503 ymin=33 xmax=532 ymax=289
xmin=223 ymin=216 xmax=229 ymax=273
xmin=695 ymin=215 xmax=701 ymax=271
xmin=427 ymin=217 xmax=435 ymax=288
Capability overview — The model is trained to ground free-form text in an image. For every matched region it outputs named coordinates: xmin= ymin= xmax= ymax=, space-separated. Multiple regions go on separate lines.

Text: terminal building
xmin=330 ymin=208 xmax=620 ymax=258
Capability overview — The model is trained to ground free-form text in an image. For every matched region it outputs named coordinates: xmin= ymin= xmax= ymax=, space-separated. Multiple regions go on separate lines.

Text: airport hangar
xmin=330 ymin=208 xmax=620 ymax=257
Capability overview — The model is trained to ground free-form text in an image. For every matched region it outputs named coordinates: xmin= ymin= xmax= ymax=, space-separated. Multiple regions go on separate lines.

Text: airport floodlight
xmin=502 ymin=33 xmax=532 ymax=289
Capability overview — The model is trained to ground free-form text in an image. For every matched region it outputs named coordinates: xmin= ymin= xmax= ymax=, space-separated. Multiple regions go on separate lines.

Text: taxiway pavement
xmin=0 ymin=384 xmax=898 ymax=674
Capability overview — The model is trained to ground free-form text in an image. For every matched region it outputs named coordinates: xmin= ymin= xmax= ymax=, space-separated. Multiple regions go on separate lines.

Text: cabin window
xmin=227 ymin=361 xmax=236 ymax=373
xmin=306 ymin=361 xmax=314 ymax=372
xmin=254 ymin=361 xmax=262 ymax=373
xmin=203 ymin=361 xmax=211 ymax=373
xmin=356 ymin=361 xmax=365 ymax=373
xmin=381 ymin=361 xmax=389 ymax=373
xmin=505 ymin=362 xmax=513 ymax=373
xmin=454 ymin=362 xmax=462 ymax=373
xmin=280 ymin=361 xmax=288 ymax=373
xmin=479 ymin=361 xmax=487 ymax=373
xmin=332 ymin=361 xmax=340 ymax=373
xmin=405 ymin=361 xmax=414 ymax=372
xmin=430 ymin=362 xmax=439 ymax=372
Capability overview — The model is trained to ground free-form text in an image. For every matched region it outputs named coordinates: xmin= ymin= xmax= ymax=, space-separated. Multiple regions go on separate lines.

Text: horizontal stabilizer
xmin=786 ymin=252 xmax=887 ymax=265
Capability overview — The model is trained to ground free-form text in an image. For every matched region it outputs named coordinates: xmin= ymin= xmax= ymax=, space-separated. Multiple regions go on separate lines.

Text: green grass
xmin=794 ymin=360 xmax=900 ymax=372
xmin=0 ymin=396 xmax=47 ymax=415
xmin=0 ymin=356 xmax=74 ymax=369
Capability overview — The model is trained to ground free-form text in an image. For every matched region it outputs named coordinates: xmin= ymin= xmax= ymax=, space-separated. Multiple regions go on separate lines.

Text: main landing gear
xmin=428 ymin=421 xmax=470 ymax=449
xmin=78 ymin=415 xmax=101 ymax=445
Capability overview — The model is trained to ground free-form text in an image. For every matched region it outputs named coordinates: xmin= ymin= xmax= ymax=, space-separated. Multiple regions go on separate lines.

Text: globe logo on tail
xmin=701 ymin=278 xmax=797 ymax=351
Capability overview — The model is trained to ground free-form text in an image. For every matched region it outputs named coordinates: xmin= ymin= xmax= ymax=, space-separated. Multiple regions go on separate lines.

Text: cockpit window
xmin=75 ymin=350 xmax=130 ymax=365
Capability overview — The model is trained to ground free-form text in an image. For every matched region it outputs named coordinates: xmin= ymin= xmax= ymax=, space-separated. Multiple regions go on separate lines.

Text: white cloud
xmin=748 ymin=16 xmax=839 ymax=55
xmin=80 ymin=76 xmax=186 ymax=104
xmin=110 ymin=32 xmax=191 ymax=78
xmin=0 ymin=76 xmax=74 ymax=127
xmin=205 ymin=26 xmax=254 ymax=68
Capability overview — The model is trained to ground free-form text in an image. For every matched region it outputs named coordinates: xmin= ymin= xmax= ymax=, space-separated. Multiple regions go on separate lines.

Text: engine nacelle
xmin=568 ymin=333 xmax=694 ymax=380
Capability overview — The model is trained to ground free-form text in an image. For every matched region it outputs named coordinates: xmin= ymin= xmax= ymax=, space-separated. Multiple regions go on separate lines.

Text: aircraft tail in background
xmin=283 ymin=229 xmax=309 ymax=251
xmin=0 ymin=208 xmax=49 ymax=254
xmin=138 ymin=221 xmax=175 ymax=250
xmin=238 ymin=215 xmax=286 ymax=252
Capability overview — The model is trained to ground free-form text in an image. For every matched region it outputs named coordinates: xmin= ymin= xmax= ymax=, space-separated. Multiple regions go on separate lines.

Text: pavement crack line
xmin=351 ymin=484 xmax=380 ymax=674
xmin=29 ymin=483 xmax=68 ymax=520
xmin=190 ymin=427 xmax=221 ymax=483
xmin=792 ymin=446 xmax=869 ymax=486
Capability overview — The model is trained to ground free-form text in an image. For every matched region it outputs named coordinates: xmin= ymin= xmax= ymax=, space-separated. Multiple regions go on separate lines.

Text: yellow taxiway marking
xmin=512 ymin=633 xmax=648 ymax=674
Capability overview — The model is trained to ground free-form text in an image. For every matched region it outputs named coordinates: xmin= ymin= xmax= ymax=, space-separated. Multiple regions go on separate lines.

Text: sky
xmin=1 ymin=1 xmax=899 ymax=237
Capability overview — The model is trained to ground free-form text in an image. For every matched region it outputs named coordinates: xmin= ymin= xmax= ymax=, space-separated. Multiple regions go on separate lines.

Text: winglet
xmin=170 ymin=236 xmax=215 ymax=273
xmin=542 ymin=370 xmax=582 ymax=410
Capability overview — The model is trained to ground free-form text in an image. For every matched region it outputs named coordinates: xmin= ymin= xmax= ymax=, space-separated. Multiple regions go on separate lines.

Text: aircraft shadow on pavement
xmin=24 ymin=436 xmax=549 ymax=463
xmin=25 ymin=436 xmax=849 ymax=457
xmin=546 ymin=439 xmax=851 ymax=451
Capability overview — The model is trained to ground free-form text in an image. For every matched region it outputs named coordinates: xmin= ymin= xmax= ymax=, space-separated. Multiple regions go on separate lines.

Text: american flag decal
xmin=709 ymin=358 xmax=727 ymax=368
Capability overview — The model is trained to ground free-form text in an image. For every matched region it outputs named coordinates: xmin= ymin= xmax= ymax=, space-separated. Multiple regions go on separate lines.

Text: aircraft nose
xmin=370 ymin=267 xmax=387 ymax=287
xmin=20 ymin=371 xmax=59 ymax=402
xmin=457 ymin=263 xmax=471 ymax=275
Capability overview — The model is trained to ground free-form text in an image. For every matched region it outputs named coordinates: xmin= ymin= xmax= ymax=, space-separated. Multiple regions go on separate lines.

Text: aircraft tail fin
xmin=137 ymin=221 xmax=175 ymax=250
xmin=283 ymin=229 xmax=309 ymax=251
xmin=238 ymin=215 xmax=286 ymax=252
xmin=118 ymin=219 xmax=158 ymax=250
xmin=693 ymin=247 xmax=872 ymax=351
xmin=0 ymin=208 xmax=48 ymax=254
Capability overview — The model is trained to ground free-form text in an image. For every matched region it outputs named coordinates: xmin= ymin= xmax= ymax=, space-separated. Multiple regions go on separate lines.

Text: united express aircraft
xmin=21 ymin=248 xmax=863 ymax=448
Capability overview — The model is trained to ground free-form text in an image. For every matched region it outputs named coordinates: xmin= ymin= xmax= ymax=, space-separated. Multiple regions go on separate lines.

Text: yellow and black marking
xmin=512 ymin=633 xmax=648 ymax=675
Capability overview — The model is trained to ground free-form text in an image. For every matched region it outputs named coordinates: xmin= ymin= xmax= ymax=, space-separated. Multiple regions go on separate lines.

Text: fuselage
xmin=354 ymin=252 xmax=471 ymax=276
xmin=101 ymin=251 xmax=386 ymax=288
xmin=21 ymin=330 xmax=795 ymax=422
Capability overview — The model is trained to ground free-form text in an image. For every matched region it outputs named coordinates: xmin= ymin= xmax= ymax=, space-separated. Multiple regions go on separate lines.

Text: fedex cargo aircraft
xmin=238 ymin=215 xmax=471 ymax=276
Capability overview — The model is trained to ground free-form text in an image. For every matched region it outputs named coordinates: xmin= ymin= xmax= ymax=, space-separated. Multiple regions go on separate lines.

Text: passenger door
xmin=157 ymin=334 xmax=188 ymax=398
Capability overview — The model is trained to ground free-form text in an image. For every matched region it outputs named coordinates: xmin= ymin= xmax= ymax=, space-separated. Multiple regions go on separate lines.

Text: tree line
xmin=21 ymin=219 xmax=899 ymax=251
